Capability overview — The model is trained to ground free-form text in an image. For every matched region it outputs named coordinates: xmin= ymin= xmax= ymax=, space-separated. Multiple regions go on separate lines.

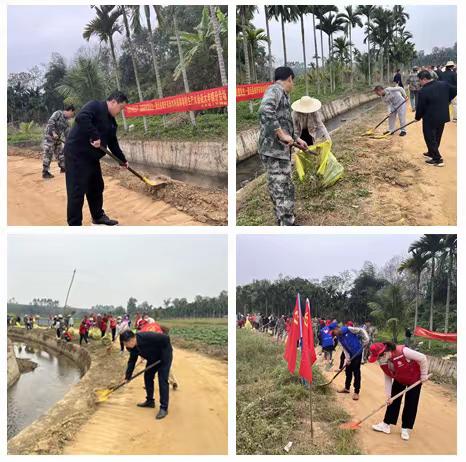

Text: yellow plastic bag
xmin=295 ymin=140 xmax=344 ymax=188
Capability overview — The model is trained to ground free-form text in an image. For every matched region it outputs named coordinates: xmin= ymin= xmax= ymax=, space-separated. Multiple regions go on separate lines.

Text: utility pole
xmin=64 ymin=269 xmax=76 ymax=313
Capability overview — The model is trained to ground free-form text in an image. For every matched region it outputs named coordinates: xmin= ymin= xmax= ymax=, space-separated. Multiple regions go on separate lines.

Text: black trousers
xmin=65 ymin=155 xmax=105 ymax=226
xmin=111 ymin=327 xmax=116 ymax=341
xmin=144 ymin=351 xmax=173 ymax=410
xmin=339 ymin=351 xmax=345 ymax=369
xmin=120 ymin=336 xmax=125 ymax=352
xmin=384 ymin=380 xmax=422 ymax=429
xmin=79 ymin=333 xmax=88 ymax=345
xmin=345 ymin=353 xmax=362 ymax=393
xmin=422 ymin=121 xmax=445 ymax=162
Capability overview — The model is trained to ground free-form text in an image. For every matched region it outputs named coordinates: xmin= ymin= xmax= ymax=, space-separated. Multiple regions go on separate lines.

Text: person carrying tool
xmin=42 ymin=105 xmax=75 ymax=179
xmin=120 ymin=330 xmax=173 ymax=420
xmin=368 ymin=341 xmax=429 ymax=441
xmin=291 ymin=96 xmax=330 ymax=147
xmin=373 ymin=85 xmax=408 ymax=136
xmin=320 ymin=321 xmax=335 ymax=369
xmin=406 ymin=67 xmax=421 ymax=111
xmin=331 ymin=322 xmax=369 ymax=401
xmin=415 ymin=70 xmax=457 ymax=167
xmin=258 ymin=67 xmax=308 ymax=226
xmin=64 ymin=91 xmax=129 ymax=226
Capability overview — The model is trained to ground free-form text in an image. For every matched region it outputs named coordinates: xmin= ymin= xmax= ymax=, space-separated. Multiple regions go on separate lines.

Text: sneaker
xmin=372 ymin=422 xmax=391 ymax=434
xmin=156 ymin=408 xmax=168 ymax=420
xmin=137 ymin=400 xmax=155 ymax=408
xmin=425 ymin=159 xmax=444 ymax=167
xmin=337 ymin=388 xmax=350 ymax=394
xmin=399 ymin=131 xmax=407 ymax=137
xmin=92 ymin=213 xmax=119 ymax=226
xmin=401 ymin=428 xmax=410 ymax=440
xmin=352 ymin=393 xmax=359 ymax=401
xmin=42 ymin=171 xmax=54 ymax=179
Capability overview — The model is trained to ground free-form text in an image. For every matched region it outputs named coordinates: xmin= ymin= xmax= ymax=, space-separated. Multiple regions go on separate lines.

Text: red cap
xmin=368 ymin=342 xmax=386 ymax=363
xmin=346 ymin=321 xmax=354 ymax=327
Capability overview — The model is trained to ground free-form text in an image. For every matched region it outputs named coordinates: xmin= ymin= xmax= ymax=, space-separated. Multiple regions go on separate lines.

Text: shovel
xmin=368 ymin=119 xmax=418 ymax=140
xmin=362 ymin=99 xmax=408 ymax=136
xmin=95 ymin=360 xmax=161 ymax=403
xmin=339 ymin=373 xmax=432 ymax=430
xmin=317 ymin=348 xmax=363 ymax=388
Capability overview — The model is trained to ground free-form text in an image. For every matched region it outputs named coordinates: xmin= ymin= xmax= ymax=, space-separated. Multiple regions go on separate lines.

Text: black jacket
xmin=415 ymin=80 xmax=456 ymax=126
xmin=64 ymin=100 xmax=126 ymax=163
xmin=439 ymin=69 xmax=457 ymax=88
xmin=125 ymin=332 xmax=173 ymax=380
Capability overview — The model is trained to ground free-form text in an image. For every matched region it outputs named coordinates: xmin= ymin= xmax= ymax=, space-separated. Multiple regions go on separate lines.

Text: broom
xmin=362 ymin=98 xmax=408 ymax=136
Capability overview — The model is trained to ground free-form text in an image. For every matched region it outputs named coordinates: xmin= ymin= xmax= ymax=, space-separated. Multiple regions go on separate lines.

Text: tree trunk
xmin=414 ymin=273 xmax=420 ymax=331
xmin=320 ymin=29 xmax=324 ymax=67
xmin=300 ymin=13 xmax=308 ymax=95
xmin=249 ymin=43 xmax=256 ymax=82
xmin=349 ymin=26 xmax=353 ymax=89
xmin=444 ymin=250 xmax=452 ymax=333
xmin=209 ymin=5 xmax=227 ymax=86
xmin=122 ymin=8 xmax=148 ymax=133
xmin=264 ymin=7 xmax=274 ymax=82
xmin=241 ymin=10 xmax=253 ymax=113
xmin=109 ymin=37 xmax=128 ymax=131
xmin=145 ymin=5 xmax=166 ymax=127
xmin=173 ymin=13 xmax=196 ymax=126
xmin=367 ymin=15 xmax=371 ymax=85
xmin=281 ymin=14 xmax=287 ymax=66
xmin=312 ymin=13 xmax=320 ymax=94
xmin=429 ymin=257 xmax=435 ymax=348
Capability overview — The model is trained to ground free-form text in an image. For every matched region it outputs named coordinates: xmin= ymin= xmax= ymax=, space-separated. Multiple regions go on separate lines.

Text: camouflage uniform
xmin=258 ymin=83 xmax=297 ymax=226
xmin=42 ymin=110 xmax=70 ymax=173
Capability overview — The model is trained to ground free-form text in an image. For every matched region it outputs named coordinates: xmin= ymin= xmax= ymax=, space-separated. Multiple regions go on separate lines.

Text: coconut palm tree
xmin=83 ymin=6 xmax=128 ymax=130
xmin=441 ymin=235 xmax=457 ymax=333
xmin=308 ymin=6 xmax=321 ymax=93
xmin=392 ymin=5 xmax=409 ymax=39
xmin=245 ymin=27 xmax=268 ymax=82
xmin=337 ymin=6 xmax=362 ymax=88
xmin=333 ymin=36 xmax=351 ymax=64
xmin=398 ymin=249 xmax=428 ymax=331
xmin=118 ymin=6 xmax=148 ymax=133
xmin=297 ymin=6 xmax=311 ymax=95
xmin=357 ymin=5 xmax=376 ymax=84
xmin=209 ymin=6 xmax=228 ymax=86
xmin=264 ymin=6 xmax=274 ymax=81
xmin=267 ymin=6 xmax=298 ymax=66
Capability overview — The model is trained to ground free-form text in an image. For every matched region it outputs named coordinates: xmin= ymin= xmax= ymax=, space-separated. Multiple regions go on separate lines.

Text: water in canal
xmin=7 ymin=341 xmax=82 ymax=440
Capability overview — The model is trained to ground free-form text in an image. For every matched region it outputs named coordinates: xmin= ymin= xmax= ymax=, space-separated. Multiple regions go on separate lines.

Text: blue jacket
xmin=320 ymin=326 xmax=334 ymax=348
xmin=338 ymin=326 xmax=363 ymax=357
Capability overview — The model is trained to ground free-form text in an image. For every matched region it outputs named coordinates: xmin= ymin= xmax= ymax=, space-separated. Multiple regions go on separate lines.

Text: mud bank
xmin=236 ymin=91 xmax=379 ymax=163
xmin=119 ymin=139 xmax=227 ymax=176
xmin=7 ymin=328 xmax=125 ymax=455
xmin=7 ymin=338 xmax=20 ymax=388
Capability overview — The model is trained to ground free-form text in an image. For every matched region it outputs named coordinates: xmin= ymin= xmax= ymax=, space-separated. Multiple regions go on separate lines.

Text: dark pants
xmin=384 ymin=380 xmax=422 ymax=429
xmin=120 ymin=336 xmax=125 ymax=352
xmin=79 ymin=333 xmax=88 ymax=345
xmin=144 ymin=352 xmax=173 ymax=410
xmin=339 ymin=351 xmax=345 ymax=370
xmin=345 ymin=353 xmax=362 ymax=393
xmin=65 ymin=155 xmax=105 ymax=226
xmin=111 ymin=327 xmax=116 ymax=341
xmin=422 ymin=121 xmax=445 ymax=162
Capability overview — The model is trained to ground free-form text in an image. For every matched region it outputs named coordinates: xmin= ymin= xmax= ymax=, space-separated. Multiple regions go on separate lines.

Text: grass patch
xmin=236 ymin=329 xmax=360 ymax=455
xmin=7 ymin=125 xmax=43 ymax=147
xmin=162 ymin=317 xmax=227 ymax=361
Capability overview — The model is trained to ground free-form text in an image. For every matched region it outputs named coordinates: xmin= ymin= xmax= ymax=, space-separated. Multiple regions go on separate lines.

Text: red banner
xmin=124 ymin=86 xmax=228 ymax=117
xmin=414 ymin=326 xmax=457 ymax=343
xmin=236 ymin=82 xmax=272 ymax=102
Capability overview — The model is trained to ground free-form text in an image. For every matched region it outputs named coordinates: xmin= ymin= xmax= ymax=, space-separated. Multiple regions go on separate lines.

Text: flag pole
xmin=309 ymin=383 xmax=314 ymax=442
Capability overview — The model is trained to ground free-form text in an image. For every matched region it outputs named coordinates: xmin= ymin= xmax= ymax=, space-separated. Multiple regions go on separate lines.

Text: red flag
xmin=284 ymin=295 xmax=301 ymax=374
xmin=299 ymin=299 xmax=317 ymax=382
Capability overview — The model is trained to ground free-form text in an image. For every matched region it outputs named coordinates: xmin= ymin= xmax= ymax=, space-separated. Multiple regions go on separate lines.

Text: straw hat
xmin=291 ymin=96 xmax=322 ymax=113
xmin=446 ymin=60 xmax=455 ymax=67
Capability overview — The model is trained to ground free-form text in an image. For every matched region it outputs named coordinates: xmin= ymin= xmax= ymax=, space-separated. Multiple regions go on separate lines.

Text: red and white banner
xmin=236 ymin=82 xmax=272 ymax=102
xmin=414 ymin=326 xmax=457 ymax=343
xmin=124 ymin=86 xmax=228 ymax=118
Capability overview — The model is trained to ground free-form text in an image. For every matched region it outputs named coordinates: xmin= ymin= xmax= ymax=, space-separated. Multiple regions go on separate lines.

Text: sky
xmin=252 ymin=5 xmax=457 ymax=66
xmin=237 ymin=234 xmax=422 ymax=285
xmin=8 ymin=234 xmax=227 ymax=308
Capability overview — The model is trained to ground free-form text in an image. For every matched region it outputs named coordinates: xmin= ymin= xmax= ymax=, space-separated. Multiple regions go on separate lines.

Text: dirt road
xmin=8 ymin=155 xmax=203 ymax=226
xmin=63 ymin=347 xmax=228 ymax=455
xmin=320 ymin=353 xmax=456 ymax=455
xmin=357 ymin=111 xmax=457 ymax=225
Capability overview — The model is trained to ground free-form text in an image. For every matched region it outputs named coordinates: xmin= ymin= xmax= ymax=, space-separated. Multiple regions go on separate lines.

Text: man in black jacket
xmin=415 ymin=70 xmax=456 ymax=167
xmin=121 ymin=330 xmax=173 ymax=420
xmin=64 ymin=91 xmax=129 ymax=226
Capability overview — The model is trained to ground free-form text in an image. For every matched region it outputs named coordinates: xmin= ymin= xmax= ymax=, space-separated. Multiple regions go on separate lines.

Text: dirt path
xmin=63 ymin=347 xmax=228 ymax=455
xmin=319 ymin=352 xmax=456 ymax=454
xmin=357 ymin=111 xmax=457 ymax=225
xmin=8 ymin=155 xmax=203 ymax=226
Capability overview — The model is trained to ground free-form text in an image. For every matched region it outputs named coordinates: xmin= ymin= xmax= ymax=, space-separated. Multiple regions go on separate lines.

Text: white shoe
xmin=401 ymin=428 xmax=410 ymax=440
xmin=372 ymin=422 xmax=391 ymax=434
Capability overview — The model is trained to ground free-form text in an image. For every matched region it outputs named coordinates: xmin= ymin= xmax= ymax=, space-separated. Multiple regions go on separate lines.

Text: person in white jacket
xmin=373 ymin=85 xmax=409 ymax=136
xmin=368 ymin=341 xmax=429 ymax=441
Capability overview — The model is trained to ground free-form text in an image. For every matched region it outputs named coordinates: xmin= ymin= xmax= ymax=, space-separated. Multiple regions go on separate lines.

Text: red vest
xmin=380 ymin=345 xmax=421 ymax=385
xmin=141 ymin=322 xmax=163 ymax=334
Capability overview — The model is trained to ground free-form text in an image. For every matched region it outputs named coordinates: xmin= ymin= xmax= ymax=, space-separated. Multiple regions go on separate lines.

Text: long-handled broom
xmin=368 ymin=119 xmax=418 ymax=140
xmin=317 ymin=348 xmax=363 ymax=388
xmin=95 ymin=360 xmax=161 ymax=403
xmin=362 ymin=98 xmax=408 ymax=136
xmin=339 ymin=373 xmax=432 ymax=430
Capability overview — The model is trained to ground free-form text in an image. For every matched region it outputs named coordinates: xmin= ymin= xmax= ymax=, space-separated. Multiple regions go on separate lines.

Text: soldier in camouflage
xmin=258 ymin=67 xmax=307 ymax=226
xmin=42 ymin=104 xmax=75 ymax=179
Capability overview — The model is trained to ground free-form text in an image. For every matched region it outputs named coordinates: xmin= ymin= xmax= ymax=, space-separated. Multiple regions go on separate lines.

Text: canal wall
xmin=7 ymin=338 xmax=20 ymax=388
xmin=7 ymin=328 xmax=123 ymax=455
xmin=119 ymin=139 xmax=228 ymax=176
xmin=236 ymin=91 xmax=379 ymax=163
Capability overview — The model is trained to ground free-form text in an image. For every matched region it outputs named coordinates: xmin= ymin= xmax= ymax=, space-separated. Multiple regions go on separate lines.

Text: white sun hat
xmin=291 ymin=96 xmax=322 ymax=114
xmin=446 ymin=61 xmax=455 ymax=67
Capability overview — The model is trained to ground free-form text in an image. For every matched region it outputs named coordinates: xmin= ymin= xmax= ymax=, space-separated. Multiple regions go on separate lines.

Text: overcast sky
xmin=8 ymin=235 xmax=227 ymax=308
xmin=252 ymin=5 xmax=457 ymax=66
xmin=237 ymin=234 xmax=422 ymax=285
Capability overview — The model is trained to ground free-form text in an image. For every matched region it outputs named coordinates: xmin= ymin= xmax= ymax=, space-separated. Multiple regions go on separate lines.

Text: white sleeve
xmin=403 ymin=347 xmax=429 ymax=380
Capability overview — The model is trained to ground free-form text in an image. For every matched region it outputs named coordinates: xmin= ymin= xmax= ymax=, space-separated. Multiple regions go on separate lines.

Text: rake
xmin=317 ymin=348 xmax=363 ymax=388
xmin=368 ymin=119 xmax=418 ymax=140
xmin=362 ymin=98 xmax=408 ymax=136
